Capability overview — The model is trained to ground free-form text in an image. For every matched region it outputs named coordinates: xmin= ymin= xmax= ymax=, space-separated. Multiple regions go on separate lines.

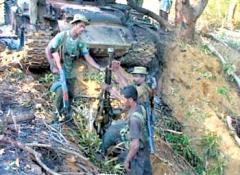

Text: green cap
xmin=70 ymin=14 xmax=90 ymax=25
xmin=131 ymin=66 xmax=148 ymax=75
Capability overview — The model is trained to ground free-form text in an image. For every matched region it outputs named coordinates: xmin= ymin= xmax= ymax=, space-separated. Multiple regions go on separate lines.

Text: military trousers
xmin=128 ymin=150 xmax=152 ymax=175
xmin=100 ymin=121 xmax=127 ymax=154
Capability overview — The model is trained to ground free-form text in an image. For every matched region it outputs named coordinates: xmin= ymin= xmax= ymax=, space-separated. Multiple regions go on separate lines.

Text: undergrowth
xmin=158 ymin=117 xmax=225 ymax=175
xmin=69 ymin=113 xmax=124 ymax=174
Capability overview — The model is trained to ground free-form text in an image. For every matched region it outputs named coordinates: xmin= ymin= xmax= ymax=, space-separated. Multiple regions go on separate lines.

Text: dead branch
xmin=25 ymin=143 xmax=88 ymax=161
xmin=160 ymin=128 xmax=183 ymax=135
xmin=0 ymin=136 xmax=98 ymax=174
xmin=201 ymin=37 xmax=240 ymax=90
xmin=153 ymin=153 xmax=173 ymax=167
xmin=42 ymin=120 xmax=69 ymax=145
xmin=127 ymin=0 xmax=173 ymax=30
xmin=202 ymin=33 xmax=239 ymax=53
xmin=25 ymin=143 xmax=99 ymax=173
xmin=4 ymin=110 xmax=35 ymax=124
xmin=156 ymin=138 xmax=196 ymax=174
xmin=0 ymin=136 xmax=61 ymax=175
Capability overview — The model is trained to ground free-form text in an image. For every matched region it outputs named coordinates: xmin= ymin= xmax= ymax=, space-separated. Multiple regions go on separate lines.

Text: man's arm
xmin=47 ymin=32 xmax=65 ymax=71
xmin=80 ymin=42 xmax=102 ymax=71
xmin=52 ymin=52 xmax=62 ymax=71
xmin=115 ymin=67 xmax=129 ymax=87
xmin=124 ymin=139 xmax=140 ymax=171
xmin=124 ymin=117 xmax=141 ymax=171
xmin=84 ymin=54 xmax=103 ymax=71
xmin=111 ymin=61 xmax=131 ymax=88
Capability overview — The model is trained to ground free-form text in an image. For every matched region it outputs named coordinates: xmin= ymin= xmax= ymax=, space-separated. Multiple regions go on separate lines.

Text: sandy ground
xmin=161 ymin=43 xmax=240 ymax=175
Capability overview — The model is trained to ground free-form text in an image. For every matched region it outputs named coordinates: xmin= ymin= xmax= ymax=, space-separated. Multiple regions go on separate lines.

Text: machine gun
xmin=94 ymin=48 xmax=115 ymax=137
xmin=144 ymin=100 xmax=155 ymax=154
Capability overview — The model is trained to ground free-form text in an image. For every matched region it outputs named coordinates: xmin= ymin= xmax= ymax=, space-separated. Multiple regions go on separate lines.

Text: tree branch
xmin=127 ymin=0 xmax=173 ymax=30
xmin=193 ymin=0 xmax=208 ymax=21
xmin=0 ymin=136 xmax=60 ymax=175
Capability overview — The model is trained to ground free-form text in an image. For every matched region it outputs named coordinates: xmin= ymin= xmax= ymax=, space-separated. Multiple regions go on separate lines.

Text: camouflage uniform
xmin=100 ymin=121 xmax=127 ymax=154
xmin=48 ymin=30 xmax=89 ymax=114
xmin=135 ymin=82 xmax=151 ymax=105
xmin=126 ymin=105 xmax=152 ymax=175
xmin=100 ymin=82 xmax=151 ymax=153
xmin=100 ymin=75 xmax=151 ymax=150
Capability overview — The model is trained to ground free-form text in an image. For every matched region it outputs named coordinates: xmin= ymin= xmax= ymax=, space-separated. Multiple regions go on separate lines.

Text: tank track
xmin=22 ymin=30 xmax=53 ymax=70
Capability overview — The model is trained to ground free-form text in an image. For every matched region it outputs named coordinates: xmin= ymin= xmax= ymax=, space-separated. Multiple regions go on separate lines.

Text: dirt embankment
xmin=161 ymin=43 xmax=240 ymax=175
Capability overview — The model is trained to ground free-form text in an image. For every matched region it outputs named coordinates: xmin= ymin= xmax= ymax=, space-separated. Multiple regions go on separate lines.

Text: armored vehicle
xmin=1 ymin=0 xmax=159 ymax=71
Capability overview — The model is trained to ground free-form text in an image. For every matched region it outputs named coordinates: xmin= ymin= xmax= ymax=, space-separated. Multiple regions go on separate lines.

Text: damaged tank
xmin=1 ymin=0 xmax=161 ymax=72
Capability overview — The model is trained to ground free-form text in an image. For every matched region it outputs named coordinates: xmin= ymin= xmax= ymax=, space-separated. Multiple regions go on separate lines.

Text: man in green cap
xmin=46 ymin=14 xmax=104 ymax=121
xmin=109 ymin=61 xmax=151 ymax=105
xmin=98 ymin=62 xmax=152 ymax=157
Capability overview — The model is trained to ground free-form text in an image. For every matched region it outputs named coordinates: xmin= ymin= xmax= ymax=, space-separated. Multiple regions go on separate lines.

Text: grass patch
xmin=39 ymin=73 xmax=54 ymax=85
xmin=69 ymin=113 xmax=124 ymax=174
xmin=83 ymin=72 xmax=104 ymax=84
xmin=160 ymin=131 xmax=205 ymax=175
xmin=217 ymin=86 xmax=231 ymax=101
xmin=200 ymin=132 xmax=225 ymax=175
xmin=10 ymin=68 xmax=24 ymax=80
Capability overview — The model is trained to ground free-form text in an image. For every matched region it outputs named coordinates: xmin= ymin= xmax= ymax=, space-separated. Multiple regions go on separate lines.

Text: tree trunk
xmin=175 ymin=0 xmax=208 ymax=41
xmin=226 ymin=0 xmax=238 ymax=30
xmin=128 ymin=0 xmax=208 ymax=41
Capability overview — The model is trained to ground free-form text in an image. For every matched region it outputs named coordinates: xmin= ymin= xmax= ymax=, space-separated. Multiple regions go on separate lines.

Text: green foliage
xmin=73 ymin=114 xmax=124 ymax=174
xmin=198 ymin=44 xmax=212 ymax=56
xmin=206 ymin=156 xmax=225 ymax=175
xmin=201 ymin=71 xmax=214 ymax=80
xmin=160 ymin=131 xmax=205 ymax=174
xmin=200 ymin=132 xmax=225 ymax=175
xmin=199 ymin=0 xmax=240 ymax=28
xmin=201 ymin=132 xmax=220 ymax=159
xmin=39 ymin=73 xmax=54 ymax=85
xmin=10 ymin=68 xmax=24 ymax=80
xmin=217 ymin=86 xmax=229 ymax=96
xmin=158 ymin=125 xmax=225 ymax=175
xmin=83 ymin=72 xmax=104 ymax=84
xmin=217 ymin=86 xmax=231 ymax=101
xmin=223 ymin=63 xmax=236 ymax=76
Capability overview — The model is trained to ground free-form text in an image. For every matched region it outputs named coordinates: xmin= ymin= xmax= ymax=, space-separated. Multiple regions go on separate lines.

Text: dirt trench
xmin=161 ymin=43 xmax=240 ymax=175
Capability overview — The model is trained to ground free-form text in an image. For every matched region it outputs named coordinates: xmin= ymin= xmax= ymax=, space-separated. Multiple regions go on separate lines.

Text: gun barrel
xmin=146 ymin=103 xmax=155 ymax=153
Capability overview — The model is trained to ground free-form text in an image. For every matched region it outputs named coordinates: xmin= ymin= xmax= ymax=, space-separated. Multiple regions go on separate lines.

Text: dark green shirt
xmin=48 ymin=30 xmax=89 ymax=79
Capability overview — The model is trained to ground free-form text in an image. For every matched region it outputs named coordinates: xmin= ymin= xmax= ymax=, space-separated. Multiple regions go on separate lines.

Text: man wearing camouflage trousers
xmin=46 ymin=14 xmax=104 ymax=122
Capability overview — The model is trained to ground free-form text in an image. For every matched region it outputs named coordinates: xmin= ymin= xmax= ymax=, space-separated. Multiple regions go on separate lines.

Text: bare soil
xmin=161 ymin=43 xmax=240 ymax=175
